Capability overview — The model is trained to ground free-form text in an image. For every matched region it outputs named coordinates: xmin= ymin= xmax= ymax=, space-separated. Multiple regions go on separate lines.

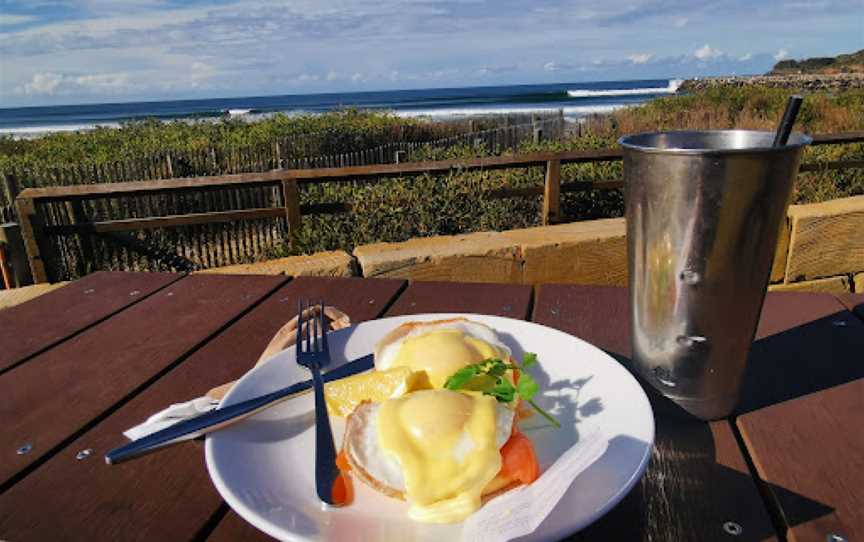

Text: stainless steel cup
xmin=619 ymin=130 xmax=811 ymax=420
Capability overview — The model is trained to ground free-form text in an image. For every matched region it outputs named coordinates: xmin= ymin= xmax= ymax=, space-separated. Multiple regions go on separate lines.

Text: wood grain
xmin=0 ymin=273 xmax=285 ymax=487
xmin=384 ymin=280 xmax=532 ymax=319
xmin=533 ymin=284 xmax=777 ymax=541
xmin=0 ymin=271 xmax=180 ymax=372
xmin=0 ymin=276 xmax=405 ymax=542
xmin=784 ymin=196 xmax=864 ymax=281
xmin=738 ymin=378 xmax=864 ymax=542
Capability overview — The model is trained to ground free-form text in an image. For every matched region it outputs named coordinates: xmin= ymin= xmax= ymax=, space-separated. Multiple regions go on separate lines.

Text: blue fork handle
xmin=309 ymin=360 xmax=342 ymax=505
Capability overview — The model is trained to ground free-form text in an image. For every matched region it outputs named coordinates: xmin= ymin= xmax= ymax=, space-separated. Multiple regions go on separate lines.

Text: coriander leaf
xmin=522 ymin=352 xmax=538 ymax=368
xmin=489 ymin=379 xmax=516 ymax=402
xmin=487 ymin=361 xmax=508 ymax=378
xmin=444 ymin=365 xmax=479 ymax=390
xmin=462 ymin=374 xmax=497 ymax=392
xmin=515 ymin=372 xmax=540 ymax=401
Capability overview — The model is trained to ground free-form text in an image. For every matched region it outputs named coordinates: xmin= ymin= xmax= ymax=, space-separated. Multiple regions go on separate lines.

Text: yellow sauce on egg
xmin=377 ymin=389 xmax=502 ymax=523
xmin=391 ymin=329 xmax=501 ymax=389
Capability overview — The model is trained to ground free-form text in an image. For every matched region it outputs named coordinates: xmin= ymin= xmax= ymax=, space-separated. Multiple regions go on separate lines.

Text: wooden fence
xmin=9 ymin=131 xmax=863 ymax=284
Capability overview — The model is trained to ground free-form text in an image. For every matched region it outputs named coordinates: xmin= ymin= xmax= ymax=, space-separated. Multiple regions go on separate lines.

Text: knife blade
xmin=105 ymin=353 xmax=374 ymax=465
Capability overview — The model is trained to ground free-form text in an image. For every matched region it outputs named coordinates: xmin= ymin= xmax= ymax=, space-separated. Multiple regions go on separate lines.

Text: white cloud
xmin=673 ymin=17 xmax=688 ymax=28
xmin=543 ymin=61 xmax=558 ymax=72
xmin=18 ymin=72 xmax=64 ymax=95
xmin=628 ymin=53 xmax=653 ymax=64
xmin=739 ymin=52 xmax=753 ymax=61
xmin=774 ymin=48 xmax=789 ymax=61
xmin=0 ymin=14 xmax=36 ymax=25
xmin=694 ymin=44 xmax=722 ymax=61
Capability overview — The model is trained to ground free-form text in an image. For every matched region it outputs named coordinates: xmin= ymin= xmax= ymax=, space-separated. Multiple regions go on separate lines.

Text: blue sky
xmin=1 ymin=0 xmax=861 ymax=107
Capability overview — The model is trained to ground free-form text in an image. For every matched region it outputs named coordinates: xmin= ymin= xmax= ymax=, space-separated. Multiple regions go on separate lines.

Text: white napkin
xmin=123 ymin=397 xmax=220 ymax=440
xmin=122 ymin=306 xmax=351 ymax=442
xmin=462 ymin=428 xmax=609 ymax=542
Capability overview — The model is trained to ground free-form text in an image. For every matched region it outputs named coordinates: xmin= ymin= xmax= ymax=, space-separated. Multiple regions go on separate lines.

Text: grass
xmin=3 ymin=85 xmax=862 ymax=269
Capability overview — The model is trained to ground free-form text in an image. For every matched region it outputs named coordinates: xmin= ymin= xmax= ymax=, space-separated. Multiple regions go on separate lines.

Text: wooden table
xmin=0 ymin=271 xmax=861 ymax=542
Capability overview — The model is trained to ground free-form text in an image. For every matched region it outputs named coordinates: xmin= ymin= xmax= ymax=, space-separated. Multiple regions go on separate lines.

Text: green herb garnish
xmin=443 ymin=353 xmax=560 ymax=427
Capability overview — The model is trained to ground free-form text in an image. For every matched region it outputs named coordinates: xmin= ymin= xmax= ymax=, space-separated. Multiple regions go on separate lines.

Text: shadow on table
xmin=737 ymin=309 xmax=864 ymax=414
xmin=568 ymin=350 xmax=836 ymax=541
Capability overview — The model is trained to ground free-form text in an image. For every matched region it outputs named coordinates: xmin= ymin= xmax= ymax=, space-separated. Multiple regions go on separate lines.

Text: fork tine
xmin=319 ymin=301 xmax=328 ymax=354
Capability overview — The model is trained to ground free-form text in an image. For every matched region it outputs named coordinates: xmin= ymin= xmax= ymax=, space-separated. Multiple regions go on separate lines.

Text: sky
xmin=0 ymin=0 xmax=862 ymax=107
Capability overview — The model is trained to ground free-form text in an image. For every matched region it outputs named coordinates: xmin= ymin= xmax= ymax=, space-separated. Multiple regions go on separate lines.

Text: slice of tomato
xmin=336 ymin=449 xmax=351 ymax=472
xmin=498 ymin=430 xmax=540 ymax=485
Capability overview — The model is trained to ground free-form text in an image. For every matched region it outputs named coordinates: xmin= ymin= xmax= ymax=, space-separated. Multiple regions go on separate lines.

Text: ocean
xmin=0 ymin=78 xmax=683 ymax=136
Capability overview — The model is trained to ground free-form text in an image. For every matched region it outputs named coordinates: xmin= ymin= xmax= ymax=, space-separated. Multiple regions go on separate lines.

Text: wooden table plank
xmin=384 ymin=280 xmax=533 ymax=318
xmin=0 ymin=273 xmax=285 ymax=489
xmin=533 ymin=284 xmax=777 ymax=541
xmin=0 ymin=271 xmax=180 ymax=372
xmin=835 ymin=292 xmax=864 ymax=321
xmin=738 ymin=379 xmax=864 ymax=542
xmin=0 ymin=276 xmax=405 ymax=542
xmin=737 ymin=292 xmax=864 ymax=414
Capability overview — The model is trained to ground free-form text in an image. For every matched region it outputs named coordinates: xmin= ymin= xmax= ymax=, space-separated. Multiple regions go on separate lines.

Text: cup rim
xmin=618 ymin=129 xmax=813 ymax=155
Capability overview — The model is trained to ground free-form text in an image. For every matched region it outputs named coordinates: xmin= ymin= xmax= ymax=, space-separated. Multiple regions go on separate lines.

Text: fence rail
xmin=9 ymin=130 xmax=864 ymax=284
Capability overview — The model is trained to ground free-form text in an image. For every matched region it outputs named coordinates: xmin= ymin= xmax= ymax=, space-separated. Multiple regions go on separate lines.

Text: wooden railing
xmin=12 ymin=131 xmax=864 ymax=283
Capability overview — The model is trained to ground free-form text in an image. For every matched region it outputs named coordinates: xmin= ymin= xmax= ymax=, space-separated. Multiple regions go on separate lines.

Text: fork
xmin=296 ymin=299 xmax=349 ymax=507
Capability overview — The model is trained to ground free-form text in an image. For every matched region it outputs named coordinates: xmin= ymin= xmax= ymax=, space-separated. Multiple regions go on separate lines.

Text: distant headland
xmin=682 ymin=49 xmax=864 ymax=92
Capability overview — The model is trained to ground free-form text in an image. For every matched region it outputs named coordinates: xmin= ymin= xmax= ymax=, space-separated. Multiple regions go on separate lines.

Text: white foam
xmin=0 ymin=123 xmax=122 ymax=139
xmin=566 ymin=79 xmax=683 ymax=98
xmin=394 ymin=103 xmax=627 ymax=119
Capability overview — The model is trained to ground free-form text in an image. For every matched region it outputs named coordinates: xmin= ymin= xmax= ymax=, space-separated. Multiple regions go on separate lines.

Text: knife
xmin=105 ymin=353 xmax=374 ymax=465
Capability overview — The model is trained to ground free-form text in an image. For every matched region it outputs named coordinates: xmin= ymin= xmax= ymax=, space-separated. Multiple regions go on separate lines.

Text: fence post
xmin=533 ymin=127 xmax=544 ymax=145
xmin=67 ymin=199 xmax=95 ymax=276
xmin=543 ymin=160 xmax=561 ymax=225
xmin=165 ymin=153 xmax=174 ymax=178
xmin=15 ymin=197 xmax=49 ymax=283
xmin=282 ymin=179 xmax=301 ymax=245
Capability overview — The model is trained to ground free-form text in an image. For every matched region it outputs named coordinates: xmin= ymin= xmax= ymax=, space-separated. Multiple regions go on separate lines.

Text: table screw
xmin=550 ymin=308 xmax=560 ymax=315
xmin=84 ymin=288 xmax=95 ymax=294
xmin=16 ymin=443 xmax=32 ymax=455
xmin=76 ymin=448 xmax=93 ymax=460
xmin=166 ymin=292 xmax=174 ymax=297
xmin=723 ymin=521 xmax=742 ymax=536
xmin=129 ymin=290 xmax=141 ymax=296
xmin=502 ymin=305 xmax=512 ymax=312
xmin=831 ymin=320 xmax=847 ymax=327
xmin=827 ymin=534 xmax=847 ymax=542
xmin=368 ymin=299 xmax=375 ymax=304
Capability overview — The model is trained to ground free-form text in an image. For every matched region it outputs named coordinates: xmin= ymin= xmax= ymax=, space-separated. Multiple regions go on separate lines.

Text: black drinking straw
xmin=772 ymin=95 xmax=804 ymax=147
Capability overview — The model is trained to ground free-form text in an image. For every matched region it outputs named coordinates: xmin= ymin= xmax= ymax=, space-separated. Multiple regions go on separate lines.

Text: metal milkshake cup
xmin=619 ymin=130 xmax=811 ymax=419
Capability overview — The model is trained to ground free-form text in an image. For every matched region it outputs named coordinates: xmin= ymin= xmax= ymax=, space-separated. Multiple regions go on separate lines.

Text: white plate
xmin=206 ymin=314 xmax=655 ymax=542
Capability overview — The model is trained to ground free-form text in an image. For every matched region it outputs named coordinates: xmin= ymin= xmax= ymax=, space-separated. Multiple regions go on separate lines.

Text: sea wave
xmin=567 ymin=79 xmax=683 ymax=98
xmin=394 ymin=103 xmax=628 ymax=119
xmin=0 ymin=122 xmax=122 ymax=138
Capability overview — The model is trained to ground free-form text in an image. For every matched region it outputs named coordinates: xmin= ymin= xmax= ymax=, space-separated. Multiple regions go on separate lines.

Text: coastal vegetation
xmin=770 ymin=49 xmax=864 ymax=75
xmin=2 ymin=84 xmax=862 ymax=266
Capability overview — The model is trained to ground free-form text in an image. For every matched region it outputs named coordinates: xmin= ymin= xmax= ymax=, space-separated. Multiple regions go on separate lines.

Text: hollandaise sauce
xmin=390 ymin=329 xmax=501 ymax=388
xmin=377 ymin=389 xmax=502 ymax=523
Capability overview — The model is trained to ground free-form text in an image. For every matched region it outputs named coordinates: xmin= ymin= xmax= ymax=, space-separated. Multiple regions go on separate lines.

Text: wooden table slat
xmin=835 ymin=292 xmax=864 ymax=322
xmin=0 ymin=273 xmax=286 ymax=488
xmin=532 ymin=284 xmax=777 ymax=541
xmin=737 ymin=292 xmax=864 ymax=414
xmin=0 ymin=276 xmax=405 ymax=542
xmin=738 ymin=378 xmax=864 ymax=541
xmin=383 ymin=280 xmax=533 ymax=319
xmin=0 ymin=271 xmax=181 ymax=372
